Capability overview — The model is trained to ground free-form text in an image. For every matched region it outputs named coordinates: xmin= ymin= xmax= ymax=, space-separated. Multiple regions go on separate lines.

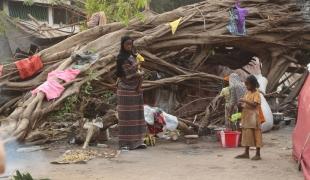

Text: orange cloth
xmin=258 ymin=106 xmax=265 ymax=124
xmin=241 ymin=89 xmax=263 ymax=128
xmin=15 ymin=55 xmax=43 ymax=79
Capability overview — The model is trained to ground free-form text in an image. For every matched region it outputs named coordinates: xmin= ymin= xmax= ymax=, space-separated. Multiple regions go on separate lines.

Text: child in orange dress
xmin=236 ymin=75 xmax=264 ymax=160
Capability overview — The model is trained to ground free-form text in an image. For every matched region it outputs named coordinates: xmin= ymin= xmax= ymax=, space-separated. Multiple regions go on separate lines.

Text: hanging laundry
xmin=15 ymin=55 xmax=43 ymax=79
xmin=31 ymin=79 xmax=65 ymax=101
xmin=236 ymin=4 xmax=248 ymax=34
xmin=48 ymin=69 xmax=80 ymax=83
xmin=0 ymin=65 xmax=3 ymax=77
xmin=32 ymin=69 xmax=80 ymax=101
xmin=227 ymin=3 xmax=248 ymax=36
xmin=169 ymin=17 xmax=182 ymax=35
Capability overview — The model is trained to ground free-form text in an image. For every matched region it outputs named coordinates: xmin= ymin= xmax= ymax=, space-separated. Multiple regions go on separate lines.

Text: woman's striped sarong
xmin=117 ymin=89 xmax=146 ymax=149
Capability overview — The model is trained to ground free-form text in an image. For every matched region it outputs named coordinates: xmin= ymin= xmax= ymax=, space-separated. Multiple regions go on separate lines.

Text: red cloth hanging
xmin=15 ymin=55 xmax=43 ymax=79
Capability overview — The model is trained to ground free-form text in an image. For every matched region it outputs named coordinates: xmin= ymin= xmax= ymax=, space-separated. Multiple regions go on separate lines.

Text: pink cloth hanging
xmin=31 ymin=79 xmax=65 ymax=101
xmin=32 ymin=69 xmax=80 ymax=100
xmin=48 ymin=69 xmax=80 ymax=82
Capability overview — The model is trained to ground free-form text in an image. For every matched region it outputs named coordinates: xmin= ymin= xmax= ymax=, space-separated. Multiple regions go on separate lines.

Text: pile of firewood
xmin=0 ymin=0 xmax=309 ymax=143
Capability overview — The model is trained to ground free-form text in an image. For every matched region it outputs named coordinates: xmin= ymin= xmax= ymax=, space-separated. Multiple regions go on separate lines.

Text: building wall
xmin=3 ymin=0 xmax=83 ymax=25
xmin=8 ymin=0 xmax=71 ymax=5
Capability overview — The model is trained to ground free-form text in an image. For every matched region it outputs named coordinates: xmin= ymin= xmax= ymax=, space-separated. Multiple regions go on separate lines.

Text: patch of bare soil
xmin=2 ymin=126 xmax=303 ymax=180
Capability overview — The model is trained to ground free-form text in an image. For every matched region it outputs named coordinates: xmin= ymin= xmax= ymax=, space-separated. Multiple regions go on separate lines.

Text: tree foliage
xmin=23 ymin=0 xmax=149 ymax=24
xmin=84 ymin=0 xmax=149 ymax=23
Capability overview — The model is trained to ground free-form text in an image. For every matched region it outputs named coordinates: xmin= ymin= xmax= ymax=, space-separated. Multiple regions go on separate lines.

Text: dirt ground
xmin=2 ymin=126 xmax=303 ymax=180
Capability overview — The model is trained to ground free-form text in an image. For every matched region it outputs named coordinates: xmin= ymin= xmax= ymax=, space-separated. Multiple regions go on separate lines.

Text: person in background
xmin=87 ymin=11 xmax=107 ymax=28
xmin=219 ymin=76 xmax=231 ymax=128
xmin=0 ymin=141 xmax=5 ymax=174
xmin=228 ymin=73 xmax=246 ymax=129
xmin=236 ymin=75 xmax=263 ymax=160
xmin=116 ymin=36 xmax=147 ymax=150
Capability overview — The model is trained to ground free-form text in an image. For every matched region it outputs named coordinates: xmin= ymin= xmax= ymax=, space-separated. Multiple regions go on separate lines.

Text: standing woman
xmin=116 ymin=36 xmax=147 ymax=150
xmin=228 ymin=73 xmax=246 ymax=128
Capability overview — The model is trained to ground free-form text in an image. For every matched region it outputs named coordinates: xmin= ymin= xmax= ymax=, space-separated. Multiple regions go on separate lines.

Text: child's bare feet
xmin=235 ymin=153 xmax=250 ymax=159
xmin=251 ymin=155 xmax=262 ymax=160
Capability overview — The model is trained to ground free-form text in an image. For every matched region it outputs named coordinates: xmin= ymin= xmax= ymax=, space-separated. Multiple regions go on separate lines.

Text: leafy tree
xmin=84 ymin=0 xmax=149 ymax=23
xmin=23 ymin=0 xmax=149 ymax=24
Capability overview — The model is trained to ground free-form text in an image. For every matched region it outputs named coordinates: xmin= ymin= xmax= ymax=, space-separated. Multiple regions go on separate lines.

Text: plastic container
xmin=273 ymin=112 xmax=284 ymax=125
xmin=214 ymin=128 xmax=226 ymax=142
xmin=220 ymin=131 xmax=241 ymax=148
xmin=216 ymin=131 xmax=222 ymax=143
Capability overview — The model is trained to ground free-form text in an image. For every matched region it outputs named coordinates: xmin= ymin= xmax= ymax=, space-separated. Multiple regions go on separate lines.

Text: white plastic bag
xmin=144 ymin=105 xmax=179 ymax=131
xmin=254 ymin=74 xmax=273 ymax=132
xmin=144 ymin=105 xmax=156 ymax=125
xmin=260 ymin=94 xmax=274 ymax=132
xmin=255 ymin=74 xmax=268 ymax=94
xmin=163 ymin=112 xmax=179 ymax=131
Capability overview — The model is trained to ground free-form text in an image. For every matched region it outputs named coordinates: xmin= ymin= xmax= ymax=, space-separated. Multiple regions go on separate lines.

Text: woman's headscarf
xmin=229 ymin=73 xmax=246 ymax=105
xmin=116 ymin=36 xmax=133 ymax=77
